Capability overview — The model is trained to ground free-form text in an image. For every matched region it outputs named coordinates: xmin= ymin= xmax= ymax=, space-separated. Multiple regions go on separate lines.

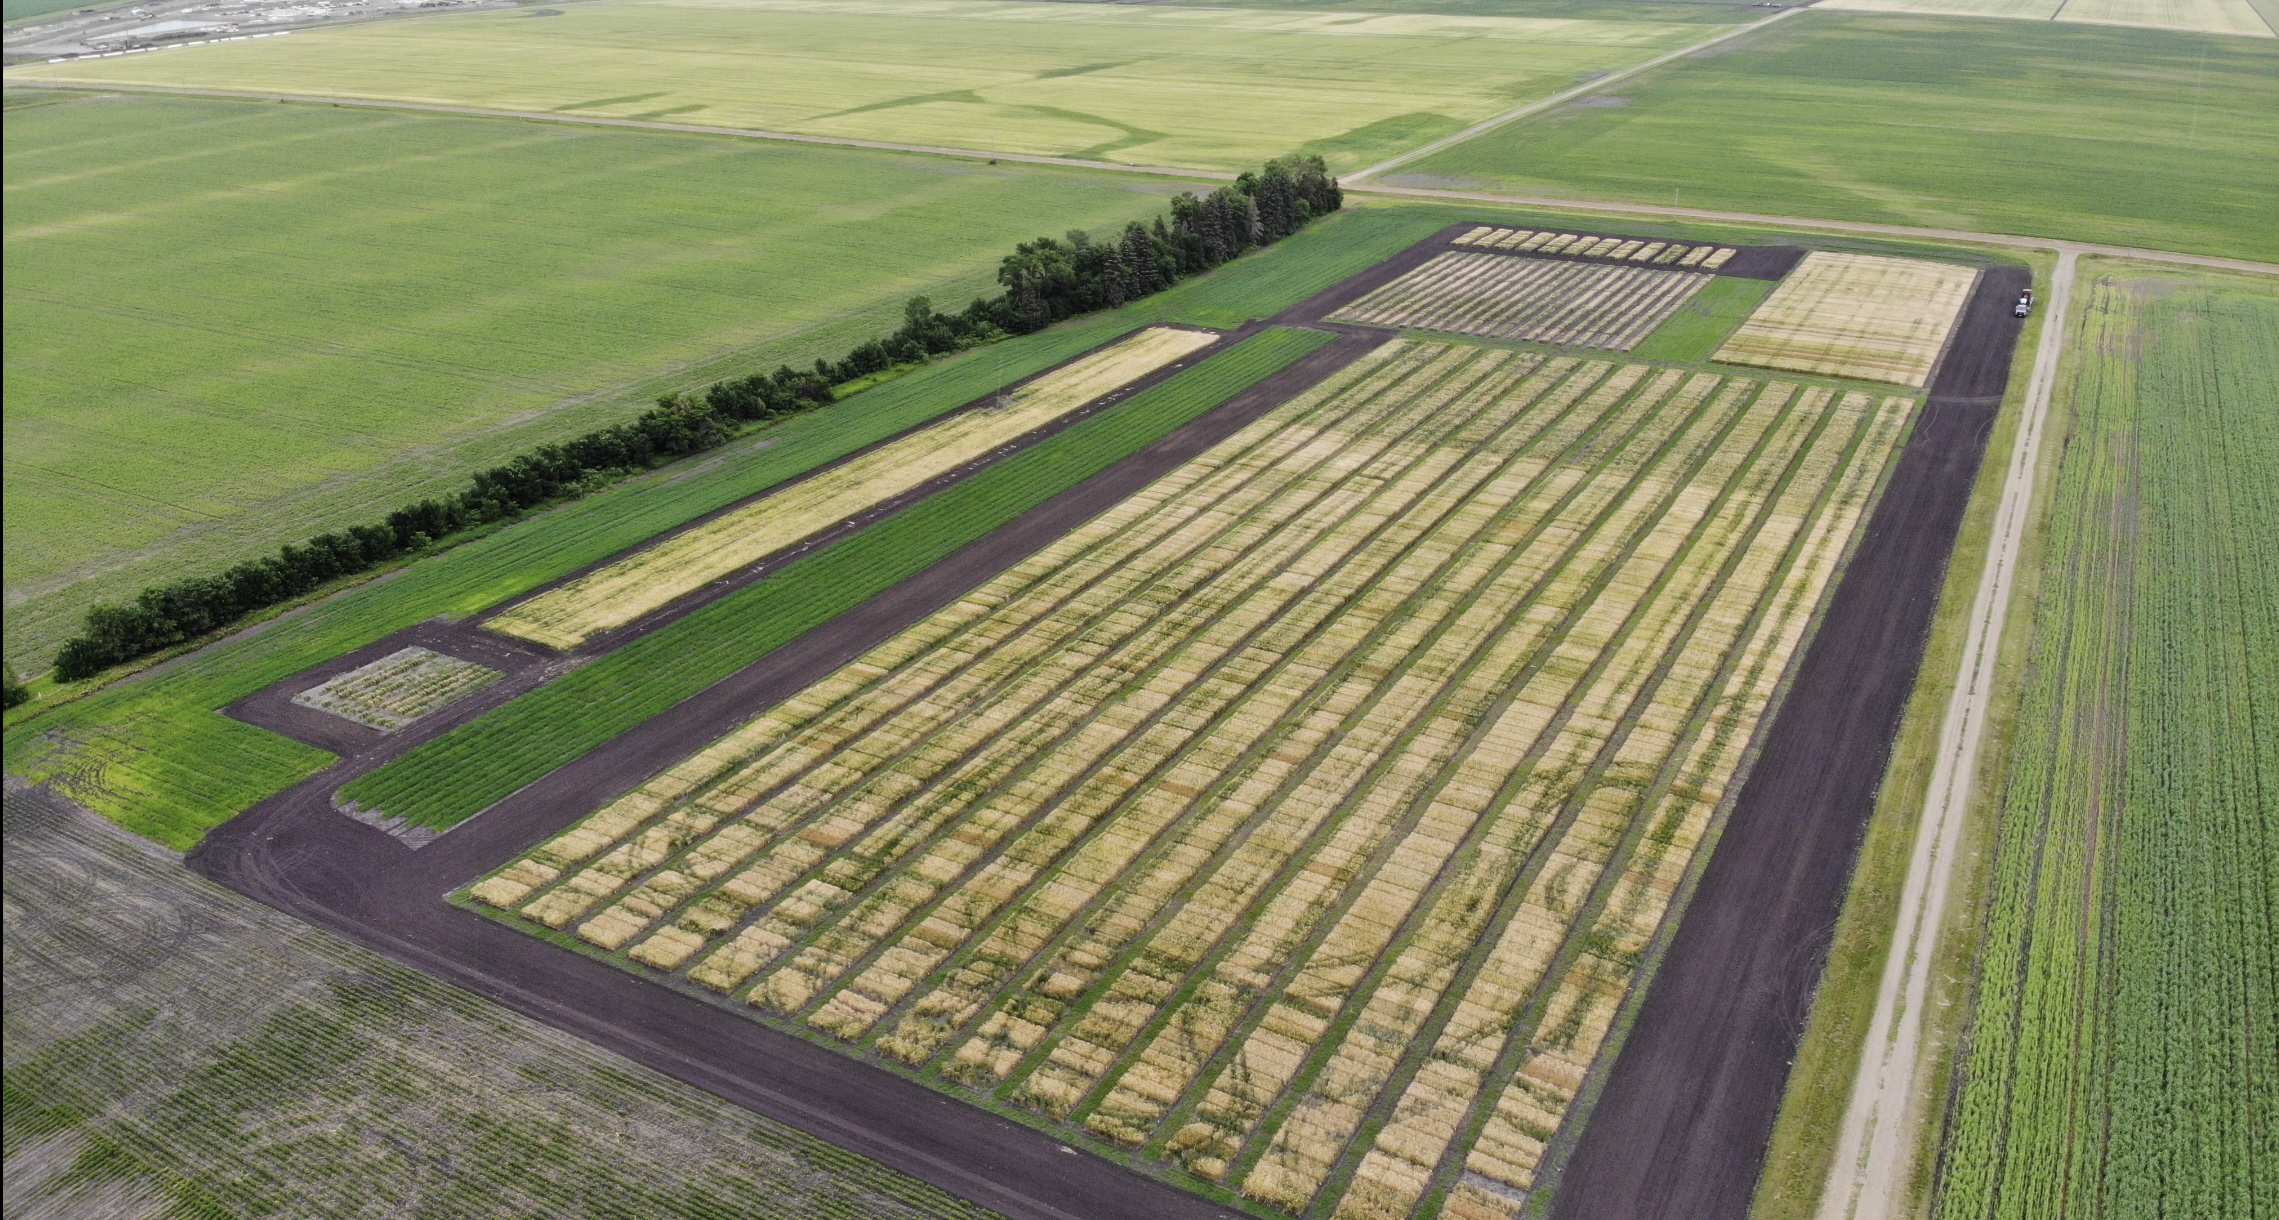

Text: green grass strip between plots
xmin=342 ymin=326 xmax=1338 ymax=830
xmin=1630 ymin=275 xmax=1775 ymax=365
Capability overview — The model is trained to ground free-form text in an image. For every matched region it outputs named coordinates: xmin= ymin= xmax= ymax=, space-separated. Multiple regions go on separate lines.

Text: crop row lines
xmin=846 ymin=352 xmax=1608 ymax=1073
xmin=1274 ymin=383 xmax=1856 ymax=1215
xmin=1108 ymin=369 xmax=1761 ymax=1179
xmin=751 ymin=348 xmax=1565 ymax=1032
xmin=1021 ymin=364 xmax=1708 ymax=1134
xmin=475 ymin=340 xmax=1438 ymax=921
xmin=1404 ymin=389 xmax=1908 ymax=1220
xmin=1341 ymin=255 xmax=1705 ymax=351
xmin=1220 ymin=377 xmax=1833 ymax=1211
xmin=1050 ymin=364 xmax=1713 ymax=1156
xmin=552 ymin=344 xmax=1462 ymax=964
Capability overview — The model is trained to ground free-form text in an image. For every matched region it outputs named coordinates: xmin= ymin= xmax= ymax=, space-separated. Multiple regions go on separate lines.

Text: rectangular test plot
xmin=1329 ymin=252 xmax=1712 ymax=351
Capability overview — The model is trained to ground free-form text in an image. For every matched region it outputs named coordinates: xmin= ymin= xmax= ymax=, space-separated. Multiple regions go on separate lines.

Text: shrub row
xmin=48 ymin=156 xmax=1341 ymax=682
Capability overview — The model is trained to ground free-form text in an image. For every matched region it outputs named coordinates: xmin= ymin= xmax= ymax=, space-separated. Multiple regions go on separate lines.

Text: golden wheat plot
xmin=471 ymin=337 xmax=1918 ymax=1218
xmin=1715 ymin=251 xmax=1978 ymax=387
xmin=487 ymin=325 xmax=1220 ymax=650
xmin=1330 ymin=253 xmax=1710 ymax=351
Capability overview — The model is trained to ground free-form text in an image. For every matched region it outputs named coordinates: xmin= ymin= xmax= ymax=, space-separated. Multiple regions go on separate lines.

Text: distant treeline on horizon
xmin=47 ymin=156 xmax=1343 ymax=682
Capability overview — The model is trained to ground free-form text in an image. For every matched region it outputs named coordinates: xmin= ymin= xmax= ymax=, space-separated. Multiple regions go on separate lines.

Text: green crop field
xmin=1391 ymin=13 xmax=2279 ymax=263
xmin=1932 ymin=264 xmax=2276 ymax=1219
xmin=2 ymin=785 xmax=1004 ymax=1220
xmin=5 ymin=0 xmax=1748 ymax=171
xmin=341 ymin=326 xmax=1336 ymax=832
xmin=1 ymin=205 xmax=1446 ymax=849
xmin=1 ymin=90 xmax=1205 ymax=669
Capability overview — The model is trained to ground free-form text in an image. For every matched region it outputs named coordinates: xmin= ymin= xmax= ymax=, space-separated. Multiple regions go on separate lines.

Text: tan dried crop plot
xmin=471 ymin=339 xmax=1918 ymax=1218
xmin=1714 ymin=250 xmax=1978 ymax=388
xmin=1330 ymin=252 xmax=1710 ymax=351
xmin=291 ymin=646 xmax=499 ymax=731
xmin=486 ymin=325 xmax=1219 ymax=650
xmin=1449 ymin=228 xmax=1734 ymax=269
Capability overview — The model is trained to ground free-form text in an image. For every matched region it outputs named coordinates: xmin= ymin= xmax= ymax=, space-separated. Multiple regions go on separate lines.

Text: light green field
xmin=1817 ymin=0 xmax=2272 ymax=38
xmin=1 ymin=91 xmax=1205 ymax=670
xmin=1393 ymin=13 xmax=2279 ymax=263
xmin=4 ymin=0 xmax=1746 ymax=171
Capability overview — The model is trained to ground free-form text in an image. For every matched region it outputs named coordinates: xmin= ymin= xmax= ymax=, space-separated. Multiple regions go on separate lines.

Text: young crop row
xmin=1932 ymin=272 xmax=2276 ymax=1220
xmin=489 ymin=326 xmax=1222 ymax=651
xmin=338 ymin=327 xmax=1333 ymax=831
xmin=1330 ymin=253 xmax=1711 ymax=351
xmin=1452 ymin=226 xmax=1736 ymax=271
xmin=469 ymin=340 xmax=1918 ymax=1218
xmin=1714 ymin=250 xmax=1978 ymax=388
xmin=289 ymin=646 xmax=500 ymax=731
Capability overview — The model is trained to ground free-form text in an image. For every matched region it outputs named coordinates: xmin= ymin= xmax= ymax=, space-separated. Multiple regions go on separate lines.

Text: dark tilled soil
xmin=1546 ymin=264 xmax=2028 ymax=1220
xmin=1714 ymin=245 xmax=1808 ymax=282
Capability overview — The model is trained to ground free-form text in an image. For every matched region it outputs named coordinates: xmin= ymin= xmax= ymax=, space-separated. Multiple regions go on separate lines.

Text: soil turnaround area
xmin=1548 ymin=263 xmax=2028 ymax=1220
xmin=165 ymin=228 xmax=2021 ymax=1220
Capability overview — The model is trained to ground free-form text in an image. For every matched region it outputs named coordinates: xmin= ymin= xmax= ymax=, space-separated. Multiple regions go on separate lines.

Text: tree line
xmin=49 ymin=156 xmax=1340 ymax=683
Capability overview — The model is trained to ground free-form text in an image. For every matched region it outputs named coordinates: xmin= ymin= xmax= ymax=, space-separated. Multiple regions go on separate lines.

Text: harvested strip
xmin=490 ymin=326 xmax=1221 ymax=650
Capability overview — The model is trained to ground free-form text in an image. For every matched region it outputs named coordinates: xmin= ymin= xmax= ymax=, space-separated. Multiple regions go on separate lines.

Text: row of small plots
xmin=1455 ymin=226 xmax=1737 ymax=271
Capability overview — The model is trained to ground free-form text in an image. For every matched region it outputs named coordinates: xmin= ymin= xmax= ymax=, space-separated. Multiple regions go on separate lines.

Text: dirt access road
xmin=1814 ymin=251 xmax=2079 ymax=1220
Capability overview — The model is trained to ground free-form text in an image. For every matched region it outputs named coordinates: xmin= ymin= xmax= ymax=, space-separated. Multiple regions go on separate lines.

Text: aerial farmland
xmin=3 ymin=0 xmax=2272 ymax=1218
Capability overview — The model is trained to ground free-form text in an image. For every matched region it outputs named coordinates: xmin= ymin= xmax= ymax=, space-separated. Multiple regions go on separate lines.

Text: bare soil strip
xmin=1544 ymin=264 xmax=2030 ymax=1220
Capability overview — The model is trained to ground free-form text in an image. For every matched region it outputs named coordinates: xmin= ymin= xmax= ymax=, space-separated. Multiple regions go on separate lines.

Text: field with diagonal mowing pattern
xmin=470 ymin=335 xmax=1918 ymax=1217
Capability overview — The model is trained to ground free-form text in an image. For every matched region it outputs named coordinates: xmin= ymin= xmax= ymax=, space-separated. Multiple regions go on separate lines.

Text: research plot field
xmin=471 ymin=336 xmax=1918 ymax=1218
xmin=1329 ymin=253 xmax=1712 ymax=352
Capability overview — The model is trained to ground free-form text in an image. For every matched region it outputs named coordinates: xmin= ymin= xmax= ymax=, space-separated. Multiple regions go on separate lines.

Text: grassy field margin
xmin=1750 ymin=247 xmax=2058 ymax=1220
